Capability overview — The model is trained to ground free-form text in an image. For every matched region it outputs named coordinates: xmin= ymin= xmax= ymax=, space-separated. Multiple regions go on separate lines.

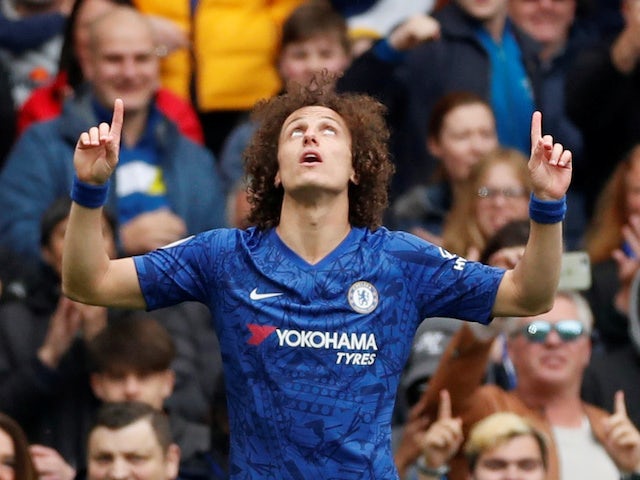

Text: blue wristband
xmin=529 ymin=193 xmax=566 ymax=224
xmin=70 ymin=176 xmax=109 ymax=208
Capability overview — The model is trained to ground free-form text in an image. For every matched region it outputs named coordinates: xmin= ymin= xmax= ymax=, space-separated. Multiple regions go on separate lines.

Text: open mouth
xmin=300 ymin=152 xmax=322 ymax=164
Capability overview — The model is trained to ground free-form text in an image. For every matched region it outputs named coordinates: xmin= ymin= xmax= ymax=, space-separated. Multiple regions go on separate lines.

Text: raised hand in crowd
xmin=37 ymin=296 xmax=107 ymax=369
xmin=419 ymin=389 xmax=463 ymax=477
xmin=388 ymin=14 xmax=440 ymax=51
xmin=601 ymin=391 xmax=640 ymax=474
xmin=613 ymin=215 xmax=640 ymax=314
xmin=29 ymin=444 xmax=76 ymax=480
xmin=146 ymin=15 xmax=189 ymax=56
xmin=611 ymin=0 xmax=640 ymax=74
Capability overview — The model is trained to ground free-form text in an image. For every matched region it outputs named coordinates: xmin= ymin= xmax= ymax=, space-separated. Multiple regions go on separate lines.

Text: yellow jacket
xmin=135 ymin=0 xmax=304 ymax=110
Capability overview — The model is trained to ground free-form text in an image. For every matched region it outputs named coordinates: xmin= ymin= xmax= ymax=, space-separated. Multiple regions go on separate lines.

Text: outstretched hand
xmin=74 ymin=98 xmax=123 ymax=185
xmin=528 ymin=111 xmax=572 ymax=201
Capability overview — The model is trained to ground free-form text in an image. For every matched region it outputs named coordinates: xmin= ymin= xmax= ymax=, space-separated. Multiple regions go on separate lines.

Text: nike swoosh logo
xmin=250 ymin=288 xmax=284 ymax=300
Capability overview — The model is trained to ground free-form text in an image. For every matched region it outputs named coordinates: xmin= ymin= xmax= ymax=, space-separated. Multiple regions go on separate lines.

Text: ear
xmin=274 ymin=172 xmax=281 ymax=188
xmin=90 ymin=373 xmax=106 ymax=400
xmin=82 ymin=59 xmax=95 ymax=83
xmin=349 ymin=159 xmax=359 ymax=185
xmin=161 ymin=370 xmax=175 ymax=400
xmin=427 ymin=136 xmax=441 ymax=158
xmin=580 ymin=337 xmax=592 ymax=369
xmin=165 ymin=444 xmax=181 ymax=480
xmin=41 ymin=246 xmax=54 ymax=267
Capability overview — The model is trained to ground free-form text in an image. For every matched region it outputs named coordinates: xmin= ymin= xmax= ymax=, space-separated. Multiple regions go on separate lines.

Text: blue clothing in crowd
xmin=0 ymin=87 xmax=225 ymax=263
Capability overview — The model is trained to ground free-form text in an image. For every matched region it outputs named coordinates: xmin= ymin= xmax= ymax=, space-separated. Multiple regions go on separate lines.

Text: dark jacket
xmin=339 ymin=2 xmax=542 ymax=197
xmin=0 ymin=274 xmax=222 ymax=477
xmin=0 ymin=264 xmax=99 ymax=468
xmin=566 ymin=42 xmax=640 ymax=217
xmin=582 ymin=268 xmax=640 ymax=430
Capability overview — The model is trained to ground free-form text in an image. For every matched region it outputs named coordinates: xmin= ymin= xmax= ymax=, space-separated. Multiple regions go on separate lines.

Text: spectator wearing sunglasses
xmin=409 ymin=290 xmax=640 ymax=480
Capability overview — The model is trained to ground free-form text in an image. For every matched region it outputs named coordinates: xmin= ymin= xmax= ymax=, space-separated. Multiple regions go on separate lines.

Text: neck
xmin=452 ymin=179 xmax=467 ymax=200
xmin=482 ymin=12 xmax=507 ymax=42
xmin=276 ymin=193 xmax=351 ymax=265
xmin=539 ymin=38 xmax=567 ymax=63
xmin=516 ymin=382 xmax=584 ymax=428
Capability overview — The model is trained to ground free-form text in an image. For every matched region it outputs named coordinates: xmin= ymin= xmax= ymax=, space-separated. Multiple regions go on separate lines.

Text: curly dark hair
xmin=244 ymin=77 xmax=395 ymax=230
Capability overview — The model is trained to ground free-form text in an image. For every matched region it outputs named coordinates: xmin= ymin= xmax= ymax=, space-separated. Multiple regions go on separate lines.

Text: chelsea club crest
xmin=348 ymin=281 xmax=379 ymax=314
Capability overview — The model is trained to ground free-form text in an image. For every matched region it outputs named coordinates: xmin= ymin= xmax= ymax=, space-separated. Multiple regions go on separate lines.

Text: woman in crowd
xmin=390 ymin=91 xmax=498 ymax=244
xmin=0 ymin=413 xmax=38 ymax=480
xmin=441 ymin=148 xmax=531 ymax=259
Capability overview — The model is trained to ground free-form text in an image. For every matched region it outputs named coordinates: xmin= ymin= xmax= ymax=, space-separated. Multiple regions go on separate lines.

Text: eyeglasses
xmin=477 ymin=186 xmax=527 ymax=199
xmin=518 ymin=320 xmax=585 ymax=343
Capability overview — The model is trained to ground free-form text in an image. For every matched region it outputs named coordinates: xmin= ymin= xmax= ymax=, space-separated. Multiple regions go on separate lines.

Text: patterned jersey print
xmin=134 ymin=227 xmax=505 ymax=479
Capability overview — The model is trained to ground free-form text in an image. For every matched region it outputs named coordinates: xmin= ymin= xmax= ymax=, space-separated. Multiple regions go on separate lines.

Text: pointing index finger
xmin=614 ymin=390 xmax=628 ymax=417
xmin=530 ymin=111 xmax=542 ymax=149
xmin=109 ymin=98 xmax=124 ymax=145
xmin=437 ymin=389 xmax=452 ymax=420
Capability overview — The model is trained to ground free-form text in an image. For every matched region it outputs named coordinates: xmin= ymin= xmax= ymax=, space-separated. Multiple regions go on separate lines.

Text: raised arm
xmin=62 ymin=99 xmax=145 ymax=309
xmin=492 ymin=111 xmax=572 ymax=317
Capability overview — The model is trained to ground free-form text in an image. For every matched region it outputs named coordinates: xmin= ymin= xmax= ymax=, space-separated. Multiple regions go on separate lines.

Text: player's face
xmin=91 ymin=371 xmax=174 ymax=410
xmin=87 ymin=419 xmax=179 ymax=480
xmin=276 ymin=106 xmax=355 ymax=198
xmin=508 ymin=0 xmax=576 ymax=48
xmin=85 ymin=14 xmax=159 ymax=115
xmin=472 ymin=435 xmax=546 ymax=480
xmin=507 ymin=295 xmax=590 ymax=391
xmin=474 ymin=163 xmax=529 ymax=239
xmin=428 ymin=103 xmax=497 ymax=184
xmin=278 ymin=34 xmax=351 ymax=88
xmin=0 ymin=429 xmax=15 ymax=480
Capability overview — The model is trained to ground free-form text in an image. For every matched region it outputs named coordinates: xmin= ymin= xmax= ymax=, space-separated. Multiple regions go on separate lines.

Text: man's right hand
xmin=37 ymin=297 xmax=83 ymax=369
xmin=421 ymin=390 xmax=463 ymax=471
xmin=74 ymin=98 xmax=123 ymax=185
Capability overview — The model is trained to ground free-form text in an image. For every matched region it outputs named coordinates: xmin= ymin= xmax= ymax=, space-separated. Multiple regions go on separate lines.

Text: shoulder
xmin=187 ymin=227 xmax=266 ymax=253
xmin=373 ymin=227 xmax=445 ymax=254
xmin=6 ymin=116 xmax=71 ymax=164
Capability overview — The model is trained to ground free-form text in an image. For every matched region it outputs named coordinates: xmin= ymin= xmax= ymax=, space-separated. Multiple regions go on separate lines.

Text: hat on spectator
xmin=402 ymin=317 xmax=464 ymax=391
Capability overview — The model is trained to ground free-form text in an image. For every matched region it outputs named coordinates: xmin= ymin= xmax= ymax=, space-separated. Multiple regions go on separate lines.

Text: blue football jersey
xmin=134 ymin=226 xmax=505 ymax=479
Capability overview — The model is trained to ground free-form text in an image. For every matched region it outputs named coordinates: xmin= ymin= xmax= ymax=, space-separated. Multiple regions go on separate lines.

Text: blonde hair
xmin=441 ymin=147 xmax=531 ymax=256
xmin=584 ymin=144 xmax=640 ymax=263
xmin=465 ymin=412 xmax=548 ymax=472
